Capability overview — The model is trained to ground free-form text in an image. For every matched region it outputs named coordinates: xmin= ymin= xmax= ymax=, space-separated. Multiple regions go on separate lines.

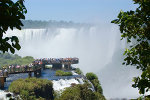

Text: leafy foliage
xmin=135 ymin=95 xmax=150 ymax=100
xmin=0 ymin=0 xmax=27 ymax=54
xmin=9 ymin=78 xmax=54 ymax=100
xmin=55 ymin=70 xmax=72 ymax=76
xmin=75 ymin=68 xmax=83 ymax=75
xmin=86 ymin=72 xmax=98 ymax=81
xmin=0 ymin=53 xmax=34 ymax=68
xmin=56 ymin=83 xmax=105 ymax=100
xmin=86 ymin=72 xmax=103 ymax=95
xmin=111 ymin=0 xmax=150 ymax=95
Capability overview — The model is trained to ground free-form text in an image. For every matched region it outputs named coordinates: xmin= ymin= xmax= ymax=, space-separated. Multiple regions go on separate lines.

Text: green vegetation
xmin=135 ymin=96 xmax=150 ymax=100
xmin=75 ymin=68 xmax=83 ymax=75
xmin=55 ymin=70 xmax=72 ymax=76
xmin=112 ymin=0 xmax=150 ymax=97
xmin=86 ymin=72 xmax=103 ymax=95
xmin=22 ymin=20 xmax=91 ymax=29
xmin=86 ymin=72 xmax=98 ymax=81
xmin=0 ymin=53 xmax=34 ymax=68
xmin=55 ymin=83 xmax=105 ymax=100
xmin=9 ymin=78 xmax=54 ymax=100
xmin=0 ymin=0 xmax=27 ymax=54
xmin=7 ymin=70 xmax=105 ymax=100
xmin=55 ymin=71 xmax=105 ymax=100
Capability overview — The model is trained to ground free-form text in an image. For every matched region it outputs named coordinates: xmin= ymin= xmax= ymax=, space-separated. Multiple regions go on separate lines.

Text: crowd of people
xmin=0 ymin=68 xmax=8 ymax=76
xmin=8 ymin=64 xmax=35 ymax=72
xmin=0 ymin=58 xmax=79 ymax=76
xmin=32 ymin=57 xmax=79 ymax=65
xmin=0 ymin=64 xmax=35 ymax=76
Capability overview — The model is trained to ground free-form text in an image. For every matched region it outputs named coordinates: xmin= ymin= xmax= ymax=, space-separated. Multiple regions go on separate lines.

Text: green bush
xmin=91 ymin=79 xmax=103 ymax=94
xmin=94 ymin=92 xmax=106 ymax=100
xmin=55 ymin=70 xmax=72 ymax=76
xmin=57 ymin=83 xmax=105 ymax=100
xmin=86 ymin=72 xmax=98 ymax=81
xmin=86 ymin=72 xmax=103 ymax=95
xmin=9 ymin=78 xmax=54 ymax=100
xmin=74 ymin=68 xmax=82 ymax=75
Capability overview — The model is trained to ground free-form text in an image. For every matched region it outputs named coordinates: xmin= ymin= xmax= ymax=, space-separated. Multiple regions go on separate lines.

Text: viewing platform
xmin=33 ymin=57 xmax=79 ymax=65
xmin=32 ymin=57 xmax=79 ymax=69
xmin=0 ymin=57 xmax=79 ymax=89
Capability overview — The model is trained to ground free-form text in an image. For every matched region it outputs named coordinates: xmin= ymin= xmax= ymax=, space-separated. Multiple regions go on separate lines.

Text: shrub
xmin=8 ymin=78 xmax=54 ymax=100
xmin=94 ymin=92 xmax=106 ymax=100
xmin=91 ymin=79 xmax=103 ymax=94
xmin=86 ymin=72 xmax=103 ymax=95
xmin=74 ymin=68 xmax=82 ymax=75
xmin=55 ymin=70 xmax=72 ymax=76
xmin=86 ymin=72 xmax=98 ymax=81
xmin=57 ymin=83 xmax=105 ymax=100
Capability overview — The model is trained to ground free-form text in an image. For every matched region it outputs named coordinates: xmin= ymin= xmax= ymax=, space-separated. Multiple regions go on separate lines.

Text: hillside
xmin=0 ymin=53 xmax=34 ymax=68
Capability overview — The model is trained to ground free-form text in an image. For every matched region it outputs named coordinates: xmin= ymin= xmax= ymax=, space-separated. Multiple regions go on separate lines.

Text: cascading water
xmin=5 ymin=24 xmax=140 ymax=99
xmin=52 ymin=78 xmax=84 ymax=91
xmin=6 ymin=25 xmax=116 ymax=72
xmin=0 ymin=90 xmax=18 ymax=100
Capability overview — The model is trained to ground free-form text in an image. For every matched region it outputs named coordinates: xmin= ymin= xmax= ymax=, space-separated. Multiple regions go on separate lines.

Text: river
xmin=2 ymin=69 xmax=84 ymax=90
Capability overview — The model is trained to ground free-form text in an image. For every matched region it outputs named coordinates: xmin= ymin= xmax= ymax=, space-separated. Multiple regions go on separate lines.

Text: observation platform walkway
xmin=0 ymin=57 xmax=79 ymax=89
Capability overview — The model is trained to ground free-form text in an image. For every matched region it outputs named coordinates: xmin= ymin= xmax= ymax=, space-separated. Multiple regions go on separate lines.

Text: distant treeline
xmin=0 ymin=53 xmax=34 ymax=68
xmin=21 ymin=20 xmax=91 ymax=29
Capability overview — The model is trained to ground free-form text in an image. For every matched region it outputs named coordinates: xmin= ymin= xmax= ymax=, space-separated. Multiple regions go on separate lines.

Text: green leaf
xmin=15 ymin=43 xmax=21 ymax=50
xmin=10 ymin=47 xmax=15 ymax=54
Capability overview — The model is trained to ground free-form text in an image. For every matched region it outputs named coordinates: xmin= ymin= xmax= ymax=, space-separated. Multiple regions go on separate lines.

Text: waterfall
xmin=5 ymin=24 xmax=140 ymax=99
xmin=52 ymin=78 xmax=84 ymax=91
xmin=0 ymin=90 xmax=18 ymax=100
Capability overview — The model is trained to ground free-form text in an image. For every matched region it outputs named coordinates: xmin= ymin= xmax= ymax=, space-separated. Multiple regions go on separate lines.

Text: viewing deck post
xmin=0 ymin=76 xmax=5 ymax=89
xmin=34 ymin=71 xmax=37 ymax=77
xmin=42 ymin=64 xmax=46 ymax=70
xmin=64 ymin=64 xmax=71 ymax=70
xmin=52 ymin=64 xmax=62 ymax=69
xmin=34 ymin=68 xmax=41 ymax=77
xmin=28 ymin=72 xmax=32 ymax=77
xmin=38 ymin=69 xmax=41 ymax=76
xmin=3 ymin=72 xmax=8 ymax=82
xmin=68 ymin=64 xmax=71 ymax=70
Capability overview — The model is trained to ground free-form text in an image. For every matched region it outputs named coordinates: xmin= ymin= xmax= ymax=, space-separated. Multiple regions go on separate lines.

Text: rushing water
xmin=0 ymin=69 xmax=84 ymax=100
xmin=0 ymin=90 xmax=16 ymax=100
xmin=4 ymin=69 xmax=83 ymax=90
xmin=5 ymin=25 xmax=140 ymax=99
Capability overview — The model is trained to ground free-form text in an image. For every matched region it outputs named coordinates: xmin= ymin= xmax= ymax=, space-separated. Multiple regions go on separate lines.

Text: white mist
xmin=6 ymin=23 xmax=140 ymax=99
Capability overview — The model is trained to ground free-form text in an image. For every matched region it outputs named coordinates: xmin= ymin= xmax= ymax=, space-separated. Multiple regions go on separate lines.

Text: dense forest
xmin=21 ymin=20 xmax=91 ymax=29
xmin=0 ymin=53 xmax=34 ymax=68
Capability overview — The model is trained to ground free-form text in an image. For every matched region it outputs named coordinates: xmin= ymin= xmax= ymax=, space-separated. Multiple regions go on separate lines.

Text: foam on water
xmin=0 ymin=90 xmax=16 ymax=100
xmin=71 ymin=71 xmax=78 ymax=75
xmin=52 ymin=78 xmax=84 ymax=91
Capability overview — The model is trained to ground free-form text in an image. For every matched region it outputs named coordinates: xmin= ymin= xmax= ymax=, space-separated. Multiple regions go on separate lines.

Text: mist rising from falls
xmin=6 ymin=25 xmax=116 ymax=72
xmin=6 ymin=24 xmax=140 ymax=99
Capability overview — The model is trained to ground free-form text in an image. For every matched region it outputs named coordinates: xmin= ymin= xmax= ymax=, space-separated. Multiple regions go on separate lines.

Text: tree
xmin=57 ymin=83 xmax=105 ymax=100
xmin=0 ymin=0 xmax=27 ymax=54
xmin=86 ymin=72 xmax=103 ymax=95
xmin=111 ymin=0 xmax=150 ymax=95
xmin=9 ymin=78 xmax=54 ymax=100
xmin=86 ymin=72 xmax=98 ymax=81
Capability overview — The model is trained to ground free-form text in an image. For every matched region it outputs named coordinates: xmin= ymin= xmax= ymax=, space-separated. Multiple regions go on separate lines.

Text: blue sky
xmin=24 ymin=0 xmax=138 ymax=23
